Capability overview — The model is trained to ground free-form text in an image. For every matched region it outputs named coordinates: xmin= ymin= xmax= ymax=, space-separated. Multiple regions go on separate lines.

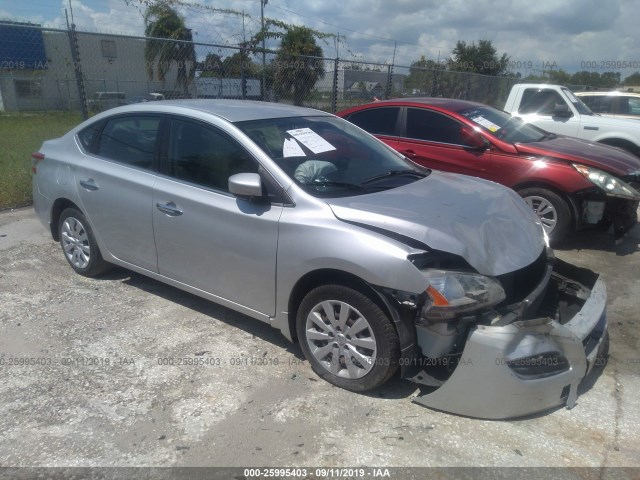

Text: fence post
xmin=385 ymin=64 xmax=393 ymax=99
xmin=240 ymin=47 xmax=246 ymax=100
xmin=331 ymin=57 xmax=339 ymax=113
xmin=66 ymin=12 xmax=88 ymax=119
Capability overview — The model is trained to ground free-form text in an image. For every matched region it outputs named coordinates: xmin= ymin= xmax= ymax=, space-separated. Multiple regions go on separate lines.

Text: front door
xmin=152 ymin=117 xmax=282 ymax=316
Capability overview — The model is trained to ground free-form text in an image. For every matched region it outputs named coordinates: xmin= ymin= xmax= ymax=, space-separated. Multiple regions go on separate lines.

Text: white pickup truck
xmin=504 ymin=84 xmax=640 ymax=156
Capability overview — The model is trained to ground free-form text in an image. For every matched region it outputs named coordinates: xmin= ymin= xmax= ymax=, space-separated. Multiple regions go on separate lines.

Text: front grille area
xmin=496 ymin=249 xmax=549 ymax=305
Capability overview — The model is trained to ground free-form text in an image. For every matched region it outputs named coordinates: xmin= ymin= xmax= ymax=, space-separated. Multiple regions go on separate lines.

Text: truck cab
xmin=504 ymin=84 xmax=640 ymax=156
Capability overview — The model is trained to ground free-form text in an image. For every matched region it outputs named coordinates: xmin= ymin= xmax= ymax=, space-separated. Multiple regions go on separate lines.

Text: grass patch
xmin=0 ymin=112 xmax=82 ymax=210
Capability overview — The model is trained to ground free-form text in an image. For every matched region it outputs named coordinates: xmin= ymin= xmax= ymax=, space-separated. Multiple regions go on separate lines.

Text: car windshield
xmin=458 ymin=106 xmax=550 ymax=144
xmin=236 ymin=115 xmax=429 ymax=197
xmin=563 ymin=88 xmax=595 ymax=115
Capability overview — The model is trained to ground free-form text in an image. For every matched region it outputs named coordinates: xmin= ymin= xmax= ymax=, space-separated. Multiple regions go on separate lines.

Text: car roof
xmin=107 ymin=99 xmax=332 ymax=122
xmin=350 ymin=97 xmax=489 ymax=112
xmin=575 ymin=91 xmax=640 ymax=97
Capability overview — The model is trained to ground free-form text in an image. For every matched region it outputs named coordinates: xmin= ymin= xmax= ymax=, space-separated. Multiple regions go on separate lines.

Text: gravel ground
xmin=0 ymin=207 xmax=639 ymax=471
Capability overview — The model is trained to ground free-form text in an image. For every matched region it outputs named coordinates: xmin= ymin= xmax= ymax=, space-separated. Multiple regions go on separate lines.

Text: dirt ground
xmin=0 ymin=207 xmax=639 ymax=472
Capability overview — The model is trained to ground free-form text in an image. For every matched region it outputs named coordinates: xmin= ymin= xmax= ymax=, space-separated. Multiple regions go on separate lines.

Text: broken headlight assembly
xmin=420 ymin=270 xmax=506 ymax=321
xmin=573 ymin=164 xmax=640 ymax=200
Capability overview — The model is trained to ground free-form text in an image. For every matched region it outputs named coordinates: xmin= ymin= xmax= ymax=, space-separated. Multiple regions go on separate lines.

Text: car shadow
xmin=95 ymin=266 xmax=304 ymax=360
xmin=91 ymin=267 xmax=422 ymax=400
xmin=554 ymin=226 xmax=640 ymax=256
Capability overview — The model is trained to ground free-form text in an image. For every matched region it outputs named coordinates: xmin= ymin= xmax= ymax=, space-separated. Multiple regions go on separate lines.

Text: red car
xmin=338 ymin=98 xmax=640 ymax=243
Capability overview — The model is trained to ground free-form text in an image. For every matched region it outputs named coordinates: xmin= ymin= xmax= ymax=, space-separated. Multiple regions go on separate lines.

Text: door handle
xmin=156 ymin=201 xmax=183 ymax=216
xmin=401 ymin=150 xmax=417 ymax=158
xmin=79 ymin=178 xmax=99 ymax=191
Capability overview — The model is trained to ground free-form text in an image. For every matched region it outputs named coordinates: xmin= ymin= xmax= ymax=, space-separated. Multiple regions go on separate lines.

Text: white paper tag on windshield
xmin=283 ymin=138 xmax=306 ymax=157
xmin=286 ymin=128 xmax=336 ymax=154
xmin=472 ymin=116 xmax=500 ymax=132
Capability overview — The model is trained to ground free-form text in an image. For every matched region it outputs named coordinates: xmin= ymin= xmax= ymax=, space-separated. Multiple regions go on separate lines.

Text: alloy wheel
xmin=304 ymin=300 xmax=377 ymax=379
xmin=61 ymin=216 xmax=91 ymax=270
xmin=523 ymin=195 xmax=558 ymax=234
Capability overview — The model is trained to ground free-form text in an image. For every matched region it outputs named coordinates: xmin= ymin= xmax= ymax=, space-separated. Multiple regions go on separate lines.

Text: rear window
xmin=346 ymin=107 xmax=400 ymax=136
xmin=94 ymin=116 xmax=161 ymax=169
xmin=518 ymin=89 xmax=565 ymax=115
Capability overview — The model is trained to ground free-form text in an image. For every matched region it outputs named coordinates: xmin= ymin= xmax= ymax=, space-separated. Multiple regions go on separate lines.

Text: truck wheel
xmin=296 ymin=284 xmax=400 ymax=392
xmin=598 ymin=139 xmax=640 ymax=157
xmin=518 ymin=188 xmax=571 ymax=244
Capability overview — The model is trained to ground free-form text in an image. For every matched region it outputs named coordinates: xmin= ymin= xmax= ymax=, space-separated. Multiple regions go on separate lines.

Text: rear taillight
xmin=31 ymin=152 xmax=45 ymax=174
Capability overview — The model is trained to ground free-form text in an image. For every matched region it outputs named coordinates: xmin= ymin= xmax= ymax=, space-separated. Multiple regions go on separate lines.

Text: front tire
xmin=518 ymin=187 xmax=571 ymax=244
xmin=59 ymin=208 xmax=110 ymax=277
xmin=296 ymin=284 xmax=399 ymax=392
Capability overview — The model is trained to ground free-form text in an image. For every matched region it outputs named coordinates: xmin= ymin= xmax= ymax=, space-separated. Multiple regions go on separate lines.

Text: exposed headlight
xmin=421 ymin=270 xmax=506 ymax=321
xmin=573 ymin=164 xmax=640 ymax=200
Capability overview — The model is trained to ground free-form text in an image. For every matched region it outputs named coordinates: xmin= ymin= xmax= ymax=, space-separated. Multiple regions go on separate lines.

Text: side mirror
xmin=460 ymin=126 xmax=488 ymax=150
xmin=228 ymin=173 xmax=264 ymax=199
xmin=552 ymin=103 xmax=572 ymax=118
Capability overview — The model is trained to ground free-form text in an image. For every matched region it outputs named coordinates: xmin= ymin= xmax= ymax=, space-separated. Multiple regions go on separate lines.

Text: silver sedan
xmin=32 ymin=100 xmax=609 ymax=419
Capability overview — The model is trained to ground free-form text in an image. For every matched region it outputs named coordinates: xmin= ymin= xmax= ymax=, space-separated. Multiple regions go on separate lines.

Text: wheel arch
xmin=287 ymin=268 xmax=393 ymax=344
xmin=513 ymin=181 xmax=579 ymax=230
xmin=50 ymin=198 xmax=83 ymax=241
xmin=596 ymin=137 xmax=640 ymax=156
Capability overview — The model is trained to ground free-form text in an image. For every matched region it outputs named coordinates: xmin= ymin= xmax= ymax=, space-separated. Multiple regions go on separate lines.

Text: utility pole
xmin=261 ymin=0 xmax=268 ymax=100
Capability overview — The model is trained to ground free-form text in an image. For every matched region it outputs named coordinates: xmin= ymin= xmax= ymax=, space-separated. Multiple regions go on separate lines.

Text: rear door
xmin=75 ymin=114 xmax=162 ymax=271
xmin=397 ymin=107 xmax=491 ymax=178
xmin=152 ymin=116 xmax=282 ymax=316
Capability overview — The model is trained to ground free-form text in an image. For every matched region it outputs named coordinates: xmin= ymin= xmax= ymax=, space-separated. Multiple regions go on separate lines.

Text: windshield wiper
xmin=303 ymin=181 xmax=365 ymax=191
xmin=361 ymin=169 xmax=429 ymax=185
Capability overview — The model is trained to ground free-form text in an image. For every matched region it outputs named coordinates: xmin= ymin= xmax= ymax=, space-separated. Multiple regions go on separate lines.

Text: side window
xmin=582 ymin=95 xmax=613 ymax=113
xmin=95 ymin=116 xmax=161 ymax=169
xmin=628 ymin=98 xmax=640 ymax=115
xmin=519 ymin=89 xmax=565 ymax=115
xmin=406 ymin=108 xmax=464 ymax=145
xmin=346 ymin=107 xmax=400 ymax=135
xmin=168 ymin=119 xmax=259 ymax=192
xmin=77 ymin=121 xmax=103 ymax=152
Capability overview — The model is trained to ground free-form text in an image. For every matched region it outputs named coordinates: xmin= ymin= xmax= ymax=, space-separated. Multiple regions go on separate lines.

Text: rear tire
xmin=518 ymin=187 xmax=571 ymax=244
xmin=296 ymin=284 xmax=399 ymax=392
xmin=59 ymin=208 xmax=110 ymax=277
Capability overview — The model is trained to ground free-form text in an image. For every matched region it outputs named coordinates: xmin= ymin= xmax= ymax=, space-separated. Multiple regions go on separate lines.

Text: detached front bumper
xmin=411 ymin=259 xmax=608 ymax=420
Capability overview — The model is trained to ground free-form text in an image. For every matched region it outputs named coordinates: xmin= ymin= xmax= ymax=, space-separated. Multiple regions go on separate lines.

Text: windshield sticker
xmin=283 ymin=137 xmax=306 ymax=157
xmin=472 ymin=116 xmax=501 ymax=132
xmin=286 ymin=128 xmax=336 ymax=154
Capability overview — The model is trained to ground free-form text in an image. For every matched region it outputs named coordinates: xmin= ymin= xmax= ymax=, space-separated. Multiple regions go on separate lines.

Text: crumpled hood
xmin=327 ymin=171 xmax=545 ymax=276
xmin=516 ymin=136 xmax=640 ymax=176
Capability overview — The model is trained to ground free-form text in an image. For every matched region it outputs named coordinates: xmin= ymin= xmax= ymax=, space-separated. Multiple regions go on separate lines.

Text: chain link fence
xmin=1 ymin=21 xmax=519 ymax=118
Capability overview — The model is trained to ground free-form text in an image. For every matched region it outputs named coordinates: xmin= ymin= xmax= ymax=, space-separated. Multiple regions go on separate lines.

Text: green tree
xmin=199 ymin=53 xmax=223 ymax=78
xmin=405 ymin=55 xmax=441 ymax=92
xmin=570 ymin=70 xmax=602 ymax=87
xmin=221 ymin=50 xmax=258 ymax=78
xmin=624 ymin=72 xmax=640 ymax=86
xmin=521 ymin=69 xmax=572 ymax=85
xmin=144 ymin=1 xmax=196 ymax=94
xmin=449 ymin=40 xmax=510 ymax=76
xmin=273 ymin=26 xmax=325 ymax=106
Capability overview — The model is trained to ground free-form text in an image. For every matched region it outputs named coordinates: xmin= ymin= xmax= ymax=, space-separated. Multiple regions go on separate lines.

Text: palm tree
xmin=144 ymin=1 xmax=196 ymax=95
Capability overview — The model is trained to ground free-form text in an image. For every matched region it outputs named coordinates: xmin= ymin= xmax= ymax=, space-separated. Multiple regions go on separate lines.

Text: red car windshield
xmin=458 ymin=106 xmax=549 ymax=144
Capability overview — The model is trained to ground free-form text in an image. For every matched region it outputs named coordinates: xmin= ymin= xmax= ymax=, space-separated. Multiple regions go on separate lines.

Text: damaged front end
xmin=377 ymin=249 xmax=608 ymax=420
xmin=573 ymin=165 xmax=640 ymax=240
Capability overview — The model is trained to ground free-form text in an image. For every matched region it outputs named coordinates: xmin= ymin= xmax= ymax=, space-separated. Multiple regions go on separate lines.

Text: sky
xmin=1 ymin=0 xmax=639 ymax=78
